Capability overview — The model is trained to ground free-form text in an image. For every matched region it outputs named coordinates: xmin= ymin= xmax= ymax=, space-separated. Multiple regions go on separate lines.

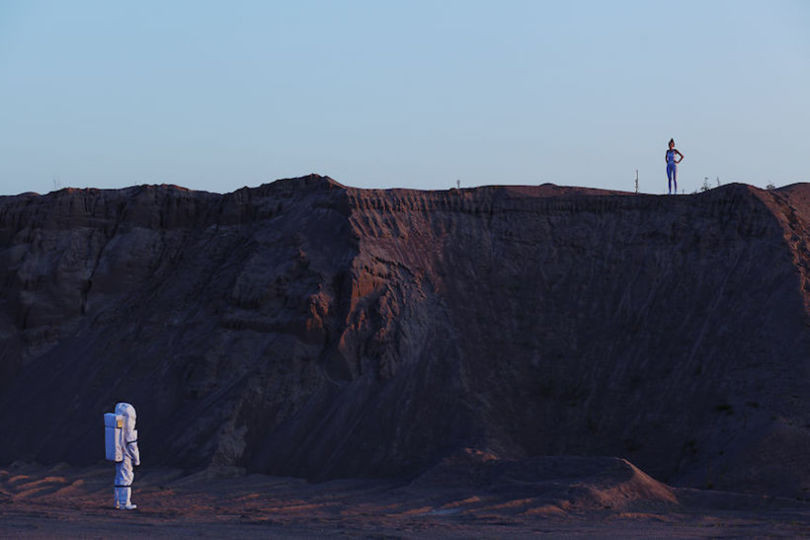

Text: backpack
xmin=104 ymin=413 xmax=124 ymax=462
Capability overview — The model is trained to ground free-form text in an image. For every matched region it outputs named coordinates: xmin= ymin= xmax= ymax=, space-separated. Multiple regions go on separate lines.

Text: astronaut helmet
xmin=114 ymin=402 xmax=137 ymax=431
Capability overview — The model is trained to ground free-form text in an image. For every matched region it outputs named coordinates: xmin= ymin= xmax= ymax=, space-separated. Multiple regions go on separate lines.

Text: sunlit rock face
xmin=2 ymin=175 xmax=810 ymax=496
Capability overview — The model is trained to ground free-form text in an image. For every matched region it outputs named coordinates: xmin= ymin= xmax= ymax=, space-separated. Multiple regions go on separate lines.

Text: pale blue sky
xmin=1 ymin=0 xmax=808 ymax=195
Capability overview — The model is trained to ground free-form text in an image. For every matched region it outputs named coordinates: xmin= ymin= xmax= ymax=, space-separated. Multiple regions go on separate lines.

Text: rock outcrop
xmin=2 ymin=175 xmax=810 ymax=496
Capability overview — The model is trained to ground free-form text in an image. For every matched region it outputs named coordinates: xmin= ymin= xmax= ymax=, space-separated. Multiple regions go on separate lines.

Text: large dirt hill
xmin=2 ymin=175 xmax=810 ymax=496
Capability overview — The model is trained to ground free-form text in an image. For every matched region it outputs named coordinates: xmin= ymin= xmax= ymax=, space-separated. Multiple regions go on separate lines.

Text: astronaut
xmin=104 ymin=402 xmax=141 ymax=510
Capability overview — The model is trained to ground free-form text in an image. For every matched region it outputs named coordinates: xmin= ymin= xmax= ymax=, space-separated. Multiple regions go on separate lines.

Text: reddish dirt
xmin=3 ymin=460 xmax=810 ymax=538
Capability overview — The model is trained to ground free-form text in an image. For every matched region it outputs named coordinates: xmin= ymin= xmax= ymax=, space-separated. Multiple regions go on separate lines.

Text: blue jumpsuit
xmin=666 ymin=149 xmax=678 ymax=194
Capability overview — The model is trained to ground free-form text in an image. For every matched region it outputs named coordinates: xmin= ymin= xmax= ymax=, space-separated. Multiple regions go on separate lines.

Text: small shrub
xmin=700 ymin=177 xmax=712 ymax=192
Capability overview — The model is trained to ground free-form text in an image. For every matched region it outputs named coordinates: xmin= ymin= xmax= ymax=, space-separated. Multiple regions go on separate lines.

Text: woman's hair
xmin=668 ymin=138 xmax=675 ymax=146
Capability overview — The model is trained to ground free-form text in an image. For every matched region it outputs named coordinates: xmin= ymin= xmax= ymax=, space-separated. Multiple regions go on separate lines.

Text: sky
xmin=1 ymin=0 xmax=808 ymax=196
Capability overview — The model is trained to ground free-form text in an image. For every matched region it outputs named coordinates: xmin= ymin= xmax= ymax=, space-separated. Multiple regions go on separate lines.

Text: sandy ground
xmin=3 ymin=461 xmax=810 ymax=538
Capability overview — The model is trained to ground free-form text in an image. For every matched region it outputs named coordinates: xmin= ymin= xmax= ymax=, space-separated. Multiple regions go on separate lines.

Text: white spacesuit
xmin=104 ymin=402 xmax=141 ymax=510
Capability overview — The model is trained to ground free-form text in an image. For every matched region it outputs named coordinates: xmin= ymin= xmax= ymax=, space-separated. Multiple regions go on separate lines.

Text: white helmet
xmin=114 ymin=402 xmax=137 ymax=434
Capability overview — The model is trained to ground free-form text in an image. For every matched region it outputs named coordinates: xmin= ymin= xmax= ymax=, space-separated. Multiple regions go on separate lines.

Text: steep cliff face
xmin=1 ymin=176 xmax=809 ymax=495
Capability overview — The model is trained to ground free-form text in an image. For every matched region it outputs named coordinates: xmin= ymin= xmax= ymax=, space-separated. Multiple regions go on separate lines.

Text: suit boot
xmin=122 ymin=487 xmax=137 ymax=510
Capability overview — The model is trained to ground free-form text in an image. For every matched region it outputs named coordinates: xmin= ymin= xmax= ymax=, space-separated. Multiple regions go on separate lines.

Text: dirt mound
xmin=2 ymin=177 xmax=810 ymax=496
xmin=412 ymin=451 xmax=678 ymax=513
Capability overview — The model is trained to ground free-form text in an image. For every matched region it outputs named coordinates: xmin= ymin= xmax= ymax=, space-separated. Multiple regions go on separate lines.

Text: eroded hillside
xmin=1 ymin=175 xmax=809 ymax=496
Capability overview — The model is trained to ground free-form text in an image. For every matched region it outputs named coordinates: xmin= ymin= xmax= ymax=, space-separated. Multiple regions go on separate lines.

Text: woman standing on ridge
xmin=665 ymin=138 xmax=684 ymax=194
